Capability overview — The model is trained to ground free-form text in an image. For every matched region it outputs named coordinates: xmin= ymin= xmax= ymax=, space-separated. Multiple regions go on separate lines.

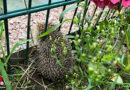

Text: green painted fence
xmin=0 ymin=0 xmax=115 ymax=64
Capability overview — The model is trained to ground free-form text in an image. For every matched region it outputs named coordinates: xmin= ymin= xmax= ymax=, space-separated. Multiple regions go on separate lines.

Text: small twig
xmin=14 ymin=85 xmax=34 ymax=89
xmin=20 ymin=66 xmax=48 ymax=89
xmin=21 ymin=75 xmax=28 ymax=87
xmin=47 ymin=82 xmax=55 ymax=87
xmin=29 ymin=68 xmax=36 ymax=77
xmin=16 ymin=59 xmax=35 ymax=87
xmin=41 ymin=78 xmax=47 ymax=90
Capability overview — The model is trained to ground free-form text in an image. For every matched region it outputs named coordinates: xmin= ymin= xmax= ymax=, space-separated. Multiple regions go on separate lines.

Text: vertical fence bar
xmin=81 ymin=0 xmax=90 ymax=28
xmin=103 ymin=9 xmax=110 ymax=21
xmin=104 ymin=9 xmax=112 ymax=20
xmin=3 ymin=0 xmax=10 ymax=56
xmin=26 ymin=0 xmax=32 ymax=64
xmin=68 ymin=3 xmax=79 ymax=34
xmin=3 ymin=0 xmax=11 ymax=72
xmin=58 ymin=0 xmax=68 ymax=31
xmin=94 ymin=6 xmax=105 ymax=29
xmin=110 ymin=10 xmax=116 ymax=18
xmin=83 ymin=1 xmax=90 ymax=20
xmin=90 ymin=6 xmax=97 ymax=21
xmin=44 ymin=0 xmax=51 ymax=32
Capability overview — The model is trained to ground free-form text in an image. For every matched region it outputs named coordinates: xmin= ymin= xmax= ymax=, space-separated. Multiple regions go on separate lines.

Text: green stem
xmin=116 ymin=34 xmax=125 ymax=55
xmin=80 ymin=0 xmax=89 ymax=53
xmin=81 ymin=0 xmax=88 ymax=29
xmin=127 ymin=51 xmax=130 ymax=64
xmin=112 ymin=29 xmax=120 ymax=50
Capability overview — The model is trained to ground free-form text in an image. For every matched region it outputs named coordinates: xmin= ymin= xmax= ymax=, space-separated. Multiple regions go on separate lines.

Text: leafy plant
xmin=59 ymin=0 xmax=130 ymax=89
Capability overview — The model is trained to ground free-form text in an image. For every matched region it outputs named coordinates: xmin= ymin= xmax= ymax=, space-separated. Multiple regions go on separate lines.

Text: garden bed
xmin=0 ymin=0 xmax=129 ymax=90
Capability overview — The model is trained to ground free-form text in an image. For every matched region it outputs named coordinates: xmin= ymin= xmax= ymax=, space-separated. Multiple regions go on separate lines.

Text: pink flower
xmin=108 ymin=2 xmax=118 ymax=9
xmin=90 ymin=0 xmax=106 ymax=8
xmin=111 ymin=0 xmax=120 ymax=4
xmin=122 ymin=0 xmax=130 ymax=7
xmin=90 ymin=0 xmax=130 ymax=9
xmin=111 ymin=0 xmax=130 ymax=7
xmin=90 ymin=0 xmax=117 ymax=9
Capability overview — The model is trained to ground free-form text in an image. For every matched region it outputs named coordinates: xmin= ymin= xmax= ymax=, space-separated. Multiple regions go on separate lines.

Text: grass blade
xmin=0 ymin=21 xmax=3 ymax=38
xmin=37 ymin=23 xmax=62 ymax=38
xmin=59 ymin=6 xmax=78 ymax=21
xmin=0 ymin=59 xmax=12 ymax=90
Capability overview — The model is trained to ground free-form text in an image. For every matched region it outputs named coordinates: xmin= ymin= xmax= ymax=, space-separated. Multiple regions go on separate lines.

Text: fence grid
xmin=0 ymin=0 xmax=115 ymax=66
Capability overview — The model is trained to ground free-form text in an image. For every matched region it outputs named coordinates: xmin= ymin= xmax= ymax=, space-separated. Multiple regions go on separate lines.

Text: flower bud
xmin=69 ymin=40 xmax=72 ymax=44
xmin=93 ymin=42 xmax=97 ymax=47
xmin=49 ymin=36 xmax=52 ymax=40
xmin=58 ymin=37 xmax=60 ymax=41
xmin=93 ymin=57 xmax=97 ymax=61
xmin=61 ymin=42 xmax=65 ymax=47
xmin=76 ymin=34 xmax=79 ymax=38
xmin=63 ymin=47 xmax=67 ymax=56
xmin=99 ymin=39 xmax=103 ymax=44
xmin=98 ymin=51 xmax=102 ymax=54
xmin=54 ymin=39 xmax=57 ymax=43
xmin=62 ymin=36 xmax=66 ymax=40
xmin=77 ymin=39 xmax=81 ymax=44
xmin=121 ymin=30 xmax=125 ymax=36
xmin=97 ymin=26 xmax=100 ymax=31
xmin=96 ymin=39 xmax=100 ymax=42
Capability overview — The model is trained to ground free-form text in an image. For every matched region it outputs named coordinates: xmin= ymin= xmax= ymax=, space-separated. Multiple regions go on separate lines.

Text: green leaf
xmin=0 ymin=59 xmax=12 ymax=90
xmin=63 ymin=18 xmax=73 ymax=22
xmin=0 ymin=42 xmax=6 ymax=62
xmin=72 ymin=84 xmax=75 ymax=90
xmin=59 ymin=6 xmax=77 ymax=21
xmin=79 ymin=67 xmax=84 ymax=80
xmin=66 ymin=35 xmax=74 ymax=39
xmin=84 ymin=78 xmax=93 ymax=90
xmin=126 ymin=26 xmax=130 ymax=49
xmin=37 ymin=23 xmax=62 ymax=38
xmin=73 ymin=40 xmax=78 ymax=46
xmin=0 ymin=59 xmax=4 ymax=66
xmin=121 ymin=54 xmax=125 ymax=67
xmin=73 ymin=16 xmax=79 ymax=25
xmin=72 ymin=50 xmax=77 ymax=54
xmin=1 ymin=45 xmax=6 ymax=62
xmin=101 ymin=54 xmax=113 ymax=62
xmin=111 ymin=73 xmax=123 ymax=84
xmin=85 ymin=15 xmax=92 ymax=24
xmin=78 ymin=2 xmax=86 ymax=8
xmin=77 ymin=11 xmax=82 ymax=23
xmin=109 ymin=76 xmax=118 ymax=90
xmin=0 ymin=21 xmax=4 ymax=38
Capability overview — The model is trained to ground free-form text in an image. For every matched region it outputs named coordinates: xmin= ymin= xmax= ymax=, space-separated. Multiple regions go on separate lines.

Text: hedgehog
xmin=35 ymin=23 xmax=75 ymax=81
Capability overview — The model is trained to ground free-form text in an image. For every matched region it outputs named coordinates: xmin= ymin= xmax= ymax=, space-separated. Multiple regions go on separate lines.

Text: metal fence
xmin=0 ymin=0 xmax=115 ymax=63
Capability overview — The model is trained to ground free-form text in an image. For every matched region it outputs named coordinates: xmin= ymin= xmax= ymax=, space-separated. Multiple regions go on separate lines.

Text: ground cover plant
xmin=0 ymin=0 xmax=130 ymax=90
xmin=64 ymin=0 xmax=130 ymax=89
